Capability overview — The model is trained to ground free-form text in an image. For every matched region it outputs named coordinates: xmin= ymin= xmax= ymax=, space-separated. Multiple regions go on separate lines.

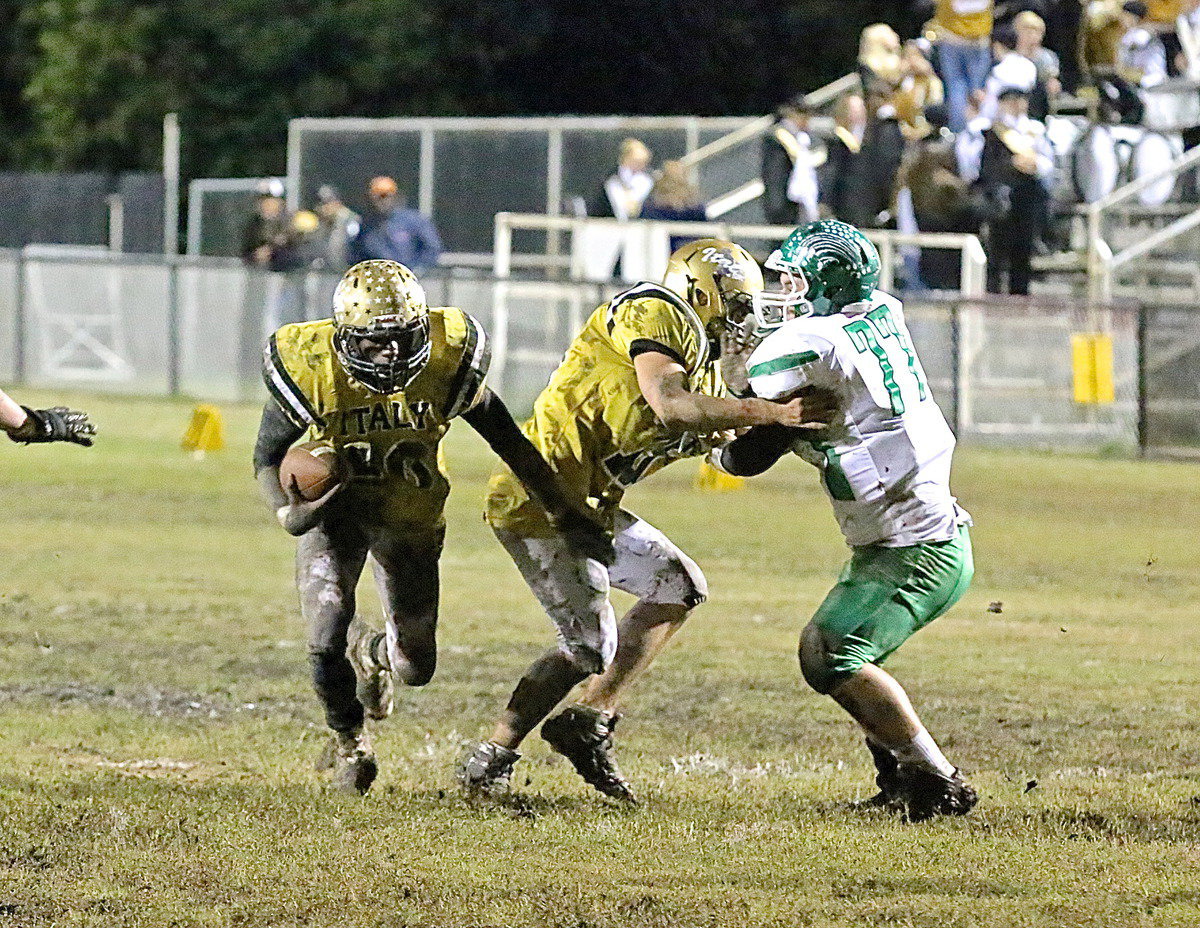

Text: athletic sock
xmin=368 ymin=632 xmax=390 ymax=671
xmin=892 ymin=728 xmax=956 ymax=777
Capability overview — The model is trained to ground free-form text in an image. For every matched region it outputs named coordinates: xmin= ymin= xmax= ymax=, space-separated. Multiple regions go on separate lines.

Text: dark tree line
xmin=0 ymin=0 xmax=924 ymax=178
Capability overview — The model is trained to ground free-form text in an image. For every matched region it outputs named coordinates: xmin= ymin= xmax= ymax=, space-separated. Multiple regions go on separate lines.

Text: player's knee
xmin=559 ymin=640 xmax=609 ymax=677
xmin=644 ymin=556 xmax=708 ymax=610
xmin=395 ymin=649 xmax=436 ymax=687
xmin=797 ymin=623 xmax=861 ymax=695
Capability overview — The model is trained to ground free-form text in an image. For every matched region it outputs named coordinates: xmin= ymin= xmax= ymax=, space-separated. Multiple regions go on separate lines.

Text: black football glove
xmin=552 ymin=506 xmax=616 ymax=566
xmin=9 ymin=406 xmax=96 ymax=446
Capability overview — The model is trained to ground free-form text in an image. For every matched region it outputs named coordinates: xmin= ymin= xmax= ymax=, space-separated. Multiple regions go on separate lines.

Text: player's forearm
xmin=256 ymin=466 xmax=290 ymax=513
xmin=654 ymin=391 xmax=784 ymax=434
xmin=463 ymin=391 xmax=577 ymax=520
xmin=0 ymin=389 xmax=28 ymax=431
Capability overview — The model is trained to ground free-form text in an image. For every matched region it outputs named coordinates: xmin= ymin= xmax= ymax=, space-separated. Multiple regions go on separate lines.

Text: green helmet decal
xmin=767 ymin=220 xmax=880 ymax=313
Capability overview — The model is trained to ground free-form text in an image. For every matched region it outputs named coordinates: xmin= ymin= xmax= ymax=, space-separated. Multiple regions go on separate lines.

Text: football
xmin=279 ymin=442 xmax=342 ymax=501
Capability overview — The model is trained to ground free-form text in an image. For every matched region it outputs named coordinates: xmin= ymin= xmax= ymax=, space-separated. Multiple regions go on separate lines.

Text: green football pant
xmin=800 ymin=525 xmax=973 ymax=694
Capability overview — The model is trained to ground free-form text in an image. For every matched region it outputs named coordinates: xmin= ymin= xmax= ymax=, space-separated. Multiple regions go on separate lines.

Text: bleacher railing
xmin=1089 ymin=145 xmax=1200 ymax=303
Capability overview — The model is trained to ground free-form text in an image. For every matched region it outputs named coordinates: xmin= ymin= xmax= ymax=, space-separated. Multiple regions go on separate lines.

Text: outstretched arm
xmin=633 ymin=350 xmax=834 ymax=434
xmin=0 ymin=387 xmax=95 ymax=446
xmin=462 ymin=388 xmax=613 ymax=563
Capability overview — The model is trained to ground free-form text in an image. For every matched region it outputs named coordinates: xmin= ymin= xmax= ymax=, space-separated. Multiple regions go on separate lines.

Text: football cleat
xmin=347 ymin=617 xmax=393 ymax=721
xmin=891 ymin=764 xmax=979 ymax=822
xmin=541 ymin=706 xmax=636 ymax=803
xmin=856 ymin=737 xmax=903 ymax=809
xmin=457 ymin=741 xmax=521 ymax=799
xmin=324 ymin=728 xmax=378 ymax=796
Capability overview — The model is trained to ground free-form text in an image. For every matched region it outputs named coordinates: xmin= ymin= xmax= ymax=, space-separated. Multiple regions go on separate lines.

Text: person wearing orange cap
xmin=348 ymin=175 xmax=443 ymax=274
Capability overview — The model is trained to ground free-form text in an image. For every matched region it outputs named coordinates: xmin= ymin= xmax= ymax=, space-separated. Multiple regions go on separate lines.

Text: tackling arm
xmin=462 ymin=388 xmax=614 ymax=563
xmin=633 ymin=350 xmax=834 ymax=434
xmin=717 ymin=424 xmax=803 ymax=477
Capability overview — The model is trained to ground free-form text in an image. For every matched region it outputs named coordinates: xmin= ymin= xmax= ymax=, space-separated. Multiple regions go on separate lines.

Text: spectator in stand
xmin=312 ymin=185 xmax=360 ymax=272
xmin=895 ymin=39 xmax=947 ymax=138
xmin=1095 ymin=1 xmax=1169 ymax=121
xmin=822 ymin=83 xmax=905 ymax=230
xmin=931 ymin=0 xmax=996 ymax=131
xmin=761 ymin=99 xmax=821 ymax=226
xmin=1118 ymin=1 xmax=1170 ymax=85
xmin=591 ymin=138 xmax=655 ymax=220
xmin=858 ymin=23 xmax=905 ymax=89
xmin=900 ymin=114 xmax=984 ymax=290
xmin=956 ymin=89 xmax=992 ymax=182
xmin=1015 ymin=10 xmax=1063 ymax=118
xmin=981 ymin=24 xmax=1040 ymax=120
xmin=639 ymin=161 xmax=709 ymax=253
xmin=976 ymin=85 xmax=1054 ymax=295
xmin=819 ymin=91 xmax=868 ymax=223
xmin=241 ymin=179 xmax=302 ymax=272
xmin=348 ymin=175 xmax=442 ymax=273
xmin=1045 ymin=0 xmax=1086 ymax=91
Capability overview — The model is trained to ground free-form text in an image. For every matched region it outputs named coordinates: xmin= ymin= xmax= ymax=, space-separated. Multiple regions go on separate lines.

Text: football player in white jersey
xmin=716 ymin=221 xmax=977 ymax=821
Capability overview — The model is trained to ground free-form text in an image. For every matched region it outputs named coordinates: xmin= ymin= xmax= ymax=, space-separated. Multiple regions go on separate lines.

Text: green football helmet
xmin=757 ymin=220 xmax=881 ymax=328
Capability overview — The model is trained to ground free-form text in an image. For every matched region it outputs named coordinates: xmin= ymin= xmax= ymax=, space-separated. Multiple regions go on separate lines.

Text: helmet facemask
xmin=754 ymin=249 xmax=815 ymax=330
xmin=334 ymin=315 xmax=430 ymax=394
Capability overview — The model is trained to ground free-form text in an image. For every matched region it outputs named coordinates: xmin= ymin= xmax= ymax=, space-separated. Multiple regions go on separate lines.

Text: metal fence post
xmin=950 ymin=300 xmax=961 ymax=437
xmin=13 ymin=248 xmax=26 ymax=383
xmin=1136 ymin=302 xmax=1148 ymax=457
xmin=167 ymin=257 xmax=181 ymax=396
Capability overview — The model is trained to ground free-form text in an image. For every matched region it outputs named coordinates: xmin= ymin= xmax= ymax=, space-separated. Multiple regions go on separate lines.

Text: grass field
xmin=1 ymin=389 xmax=1199 ymax=927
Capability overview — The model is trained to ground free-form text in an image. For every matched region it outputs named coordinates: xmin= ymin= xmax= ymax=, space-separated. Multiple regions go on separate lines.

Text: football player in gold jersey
xmin=254 ymin=260 xmax=610 ymax=794
xmin=459 ymin=239 xmax=835 ymax=801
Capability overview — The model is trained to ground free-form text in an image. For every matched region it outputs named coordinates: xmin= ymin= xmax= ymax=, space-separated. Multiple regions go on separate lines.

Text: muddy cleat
xmin=892 ymin=764 xmax=978 ymax=822
xmin=327 ymin=728 xmax=378 ymax=796
xmin=457 ymin=741 xmax=521 ymax=799
xmin=541 ymin=706 xmax=636 ymax=802
xmin=855 ymin=738 xmax=903 ymax=809
xmin=348 ymin=617 xmax=393 ymax=721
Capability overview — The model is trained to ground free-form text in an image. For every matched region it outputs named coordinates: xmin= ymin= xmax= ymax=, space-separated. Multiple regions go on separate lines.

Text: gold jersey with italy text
xmin=486 ymin=283 xmax=726 ymax=536
xmin=264 ymin=308 xmax=489 ymax=529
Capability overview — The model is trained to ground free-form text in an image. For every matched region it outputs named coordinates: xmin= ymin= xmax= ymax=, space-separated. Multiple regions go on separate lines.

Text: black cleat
xmin=458 ymin=741 xmax=522 ymax=800
xmin=892 ymin=764 xmax=978 ymax=822
xmin=855 ymin=738 xmax=903 ymax=809
xmin=323 ymin=729 xmax=378 ymax=796
xmin=541 ymin=706 xmax=636 ymax=803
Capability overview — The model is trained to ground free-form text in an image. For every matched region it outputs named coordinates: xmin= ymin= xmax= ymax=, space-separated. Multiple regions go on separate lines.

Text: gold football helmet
xmin=332 ymin=260 xmax=431 ymax=393
xmin=661 ymin=239 xmax=764 ymax=342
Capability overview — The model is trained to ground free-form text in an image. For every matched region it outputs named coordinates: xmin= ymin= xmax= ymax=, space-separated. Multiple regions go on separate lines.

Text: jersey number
xmin=343 ymin=441 xmax=435 ymax=489
xmin=843 ymin=306 xmax=927 ymax=415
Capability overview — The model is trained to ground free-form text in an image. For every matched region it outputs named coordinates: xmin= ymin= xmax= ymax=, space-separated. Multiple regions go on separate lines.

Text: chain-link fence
xmin=1 ymin=251 xmax=1193 ymax=456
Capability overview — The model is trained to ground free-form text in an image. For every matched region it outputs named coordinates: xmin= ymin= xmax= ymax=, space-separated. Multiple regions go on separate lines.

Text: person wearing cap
xmin=241 ymin=179 xmax=302 ymax=272
xmin=976 ymin=84 xmax=1054 ymax=295
xmin=313 ymin=185 xmax=360 ymax=271
xmin=347 ymin=176 xmax=443 ymax=274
